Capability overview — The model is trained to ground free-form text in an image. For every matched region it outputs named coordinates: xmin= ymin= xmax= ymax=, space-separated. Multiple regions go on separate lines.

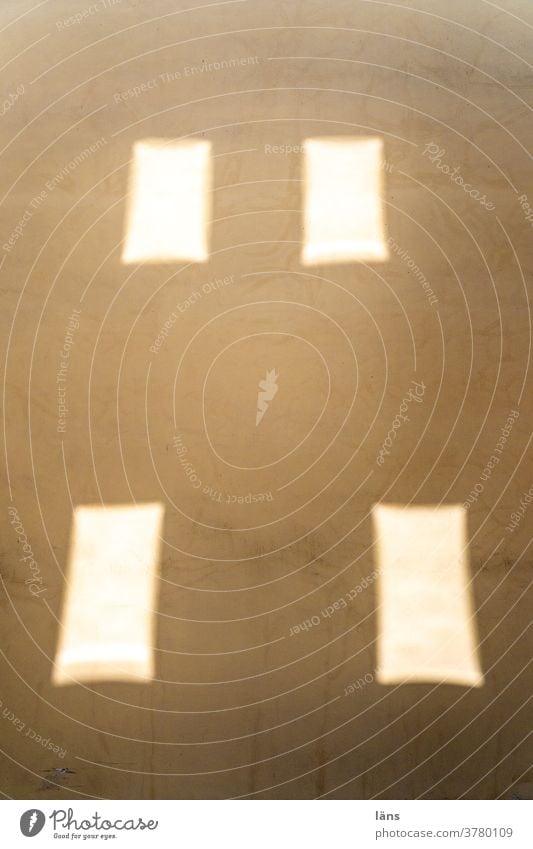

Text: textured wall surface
xmin=0 ymin=0 xmax=531 ymax=800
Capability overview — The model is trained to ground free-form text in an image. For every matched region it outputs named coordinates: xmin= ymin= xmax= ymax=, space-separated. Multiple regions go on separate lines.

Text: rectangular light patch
xmin=302 ymin=136 xmax=388 ymax=265
xmin=122 ymin=138 xmax=211 ymax=264
xmin=53 ymin=503 xmax=164 ymax=685
xmin=373 ymin=504 xmax=483 ymax=687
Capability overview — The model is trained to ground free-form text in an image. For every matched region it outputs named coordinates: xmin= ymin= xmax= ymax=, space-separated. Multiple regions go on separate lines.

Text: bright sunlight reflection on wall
xmin=53 ymin=503 xmax=164 ymax=686
xmin=373 ymin=504 xmax=484 ymax=687
xmin=302 ymin=136 xmax=388 ymax=265
xmin=122 ymin=138 xmax=211 ymax=264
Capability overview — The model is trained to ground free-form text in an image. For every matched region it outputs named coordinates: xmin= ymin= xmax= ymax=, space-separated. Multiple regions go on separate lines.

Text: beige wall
xmin=0 ymin=0 xmax=531 ymax=799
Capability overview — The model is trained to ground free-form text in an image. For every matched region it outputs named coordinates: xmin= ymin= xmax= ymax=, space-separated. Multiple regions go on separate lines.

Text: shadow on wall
xmin=3 ymin=119 xmax=530 ymax=800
